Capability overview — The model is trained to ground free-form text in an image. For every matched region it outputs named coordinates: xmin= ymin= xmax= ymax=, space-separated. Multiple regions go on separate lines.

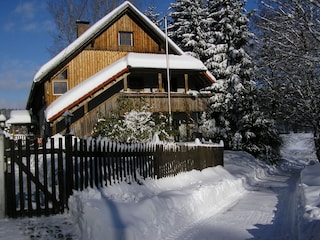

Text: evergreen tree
xmin=204 ymin=0 xmax=253 ymax=79
xmin=145 ymin=1 xmax=161 ymax=28
xmin=169 ymin=0 xmax=207 ymax=61
xmin=198 ymin=0 xmax=281 ymax=161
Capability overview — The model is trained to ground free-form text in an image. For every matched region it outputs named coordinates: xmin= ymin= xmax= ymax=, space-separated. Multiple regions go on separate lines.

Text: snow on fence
xmin=3 ymin=136 xmax=223 ymax=218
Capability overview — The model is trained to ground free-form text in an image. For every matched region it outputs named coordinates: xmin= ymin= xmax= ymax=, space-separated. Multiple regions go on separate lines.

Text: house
xmin=26 ymin=1 xmax=215 ymax=138
xmin=5 ymin=110 xmax=32 ymax=143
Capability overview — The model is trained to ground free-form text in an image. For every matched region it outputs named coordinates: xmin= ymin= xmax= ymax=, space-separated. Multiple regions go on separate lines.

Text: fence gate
xmin=4 ymin=138 xmax=66 ymax=218
xmin=3 ymin=136 xmax=224 ymax=218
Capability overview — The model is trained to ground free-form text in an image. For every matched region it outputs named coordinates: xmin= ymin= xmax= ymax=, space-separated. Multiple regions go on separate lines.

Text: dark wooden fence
xmin=4 ymin=136 xmax=223 ymax=218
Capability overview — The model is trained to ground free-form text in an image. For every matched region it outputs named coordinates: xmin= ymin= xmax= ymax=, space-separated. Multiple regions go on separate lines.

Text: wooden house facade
xmin=26 ymin=1 xmax=215 ymax=138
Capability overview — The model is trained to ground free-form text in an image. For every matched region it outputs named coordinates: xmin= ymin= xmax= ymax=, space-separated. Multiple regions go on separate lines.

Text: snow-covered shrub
xmin=92 ymin=98 xmax=175 ymax=143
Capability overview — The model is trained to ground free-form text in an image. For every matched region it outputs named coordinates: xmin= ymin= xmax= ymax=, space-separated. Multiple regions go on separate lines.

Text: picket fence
xmin=3 ymin=135 xmax=223 ymax=218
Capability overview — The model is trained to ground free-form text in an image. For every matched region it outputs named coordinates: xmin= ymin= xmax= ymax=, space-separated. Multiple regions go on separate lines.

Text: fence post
xmin=65 ymin=134 xmax=73 ymax=207
xmin=0 ymin=133 xmax=5 ymax=218
xmin=154 ymin=145 xmax=161 ymax=179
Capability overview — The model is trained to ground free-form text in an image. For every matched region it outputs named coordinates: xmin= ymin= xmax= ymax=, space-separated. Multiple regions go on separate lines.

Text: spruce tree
xmin=199 ymin=0 xmax=281 ymax=161
xmin=203 ymin=0 xmax=253 ymax=79
xmin=169 ymin=0 xmax=207 ymax=61
xmin=145 ymin=1 xmax=161 ymax=28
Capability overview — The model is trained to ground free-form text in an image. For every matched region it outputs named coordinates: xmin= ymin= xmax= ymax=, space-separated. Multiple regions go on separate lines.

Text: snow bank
xmin=280 ymin=132 xmax=318 ymax=167
xmin=280 ymin=133 xmax=320 ymax=239
xmin=69 ymin=166 xmax=245 ymax=240
xmin=1 ymin=133 xmax=320 ymax=239
xmin=299 ymin=162 xmax=320 ymax=240
xmin=69 ymin=144 xmax=316 ymax=240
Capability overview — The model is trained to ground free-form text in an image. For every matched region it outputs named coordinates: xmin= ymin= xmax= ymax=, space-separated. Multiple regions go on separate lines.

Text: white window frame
xmin=53 ymin=80 xmax=68 ymax=95
xmin=118 ymin=31 xmax=133 ymax=46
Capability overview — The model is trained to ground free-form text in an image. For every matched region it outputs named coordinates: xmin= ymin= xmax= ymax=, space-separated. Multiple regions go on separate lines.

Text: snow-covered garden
xmin=0 ymin=132 xmax=319 ymax=240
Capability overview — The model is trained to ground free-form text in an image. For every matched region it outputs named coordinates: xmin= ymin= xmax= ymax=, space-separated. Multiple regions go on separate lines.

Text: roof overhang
xmin=45 ymin=53 xmax=215 ymax=122
xmin=27 ymin=1 xmax=185 ymax=110
xmin=32 ymin=1 xmax=183 ymax=84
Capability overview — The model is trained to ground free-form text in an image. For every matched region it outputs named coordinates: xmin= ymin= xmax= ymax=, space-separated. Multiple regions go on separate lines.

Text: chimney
xmin=76 ymin=20 xmax=90 ymax=37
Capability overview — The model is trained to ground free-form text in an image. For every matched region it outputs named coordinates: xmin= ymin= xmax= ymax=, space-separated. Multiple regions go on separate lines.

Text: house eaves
xmin=26 ymin=1 xmax=184 ymax=109
xmin=45 ymin=53 xmax=215 ymax=122
xmin=33 ymin=1 xmax=183 ymax=85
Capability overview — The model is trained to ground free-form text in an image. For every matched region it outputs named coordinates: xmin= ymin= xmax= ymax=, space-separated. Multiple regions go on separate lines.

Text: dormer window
xmin=53 ymin=69 xmax=68 ymax=95
xmin=119 ymin=31 xmax=133 ymax=46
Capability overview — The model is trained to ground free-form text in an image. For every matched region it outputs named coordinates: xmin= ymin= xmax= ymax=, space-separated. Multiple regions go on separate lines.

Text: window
xmin=57 ymin=69 xmax=67 ymax=79
xmin=119 ymin=32 xmax=133 ymax=46
xmin=53 ymin=81 xmax=68 ymax=95
xmin=53 ymin=69 xmax=68 ymax=95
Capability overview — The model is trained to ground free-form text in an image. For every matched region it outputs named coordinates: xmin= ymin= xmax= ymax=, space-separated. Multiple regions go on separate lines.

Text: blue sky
xmin=0 ymin=0 xmax=54 ymax=109
xmin=0 ymin=0 xmax=258 ymax=109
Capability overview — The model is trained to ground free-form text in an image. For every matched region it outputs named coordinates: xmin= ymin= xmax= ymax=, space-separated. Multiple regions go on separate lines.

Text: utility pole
xmin=164 ymin=16 xmax=172 ymax=127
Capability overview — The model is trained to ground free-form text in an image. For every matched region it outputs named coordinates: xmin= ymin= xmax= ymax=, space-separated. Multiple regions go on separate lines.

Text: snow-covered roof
xmin=0 ymin=114 xmax=6 ymax=122
xmin=32 ymin=1 xmax=184 ymax=84
xmin=6 ymin=110 xmax=31 ymax=124
xmin=45 ymin=52 xmax=214 ymax=122
xmin=127 ymin=52 xmax=207 ymax=70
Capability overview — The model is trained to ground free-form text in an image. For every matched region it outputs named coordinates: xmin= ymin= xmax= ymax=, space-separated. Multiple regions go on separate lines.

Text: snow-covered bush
xmin=92 ymin=98 xmax=174 ymax=143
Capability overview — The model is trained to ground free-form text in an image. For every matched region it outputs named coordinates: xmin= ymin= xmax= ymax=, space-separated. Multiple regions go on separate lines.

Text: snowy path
xmin=0 ymin=133 xmax=317 ymax=240
xmin=164 ymin=163 xmax=301 ymax=240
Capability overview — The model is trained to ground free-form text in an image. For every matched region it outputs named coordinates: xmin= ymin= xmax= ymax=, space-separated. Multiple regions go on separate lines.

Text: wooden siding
xmin=92 ymin=14 xmax=164 ymax=53
xmin=44 ymin=13 xmax=166 ymax=107
xmin=45 ymin=50 xmax=127 ymax=105
xmin=72 ymin=93 xmax=121 ymax=136
xmin=54 ymin=92 xmax=210 ymax=137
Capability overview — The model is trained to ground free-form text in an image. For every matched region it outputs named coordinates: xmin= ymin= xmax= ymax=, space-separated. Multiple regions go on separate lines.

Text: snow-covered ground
xmin=0 ymin=133 xmax=319 ymax=240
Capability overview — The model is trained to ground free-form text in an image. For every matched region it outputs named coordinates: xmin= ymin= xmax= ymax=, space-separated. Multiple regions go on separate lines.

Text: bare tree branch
xmin=47 ymin=0 xmax=140 ymax=55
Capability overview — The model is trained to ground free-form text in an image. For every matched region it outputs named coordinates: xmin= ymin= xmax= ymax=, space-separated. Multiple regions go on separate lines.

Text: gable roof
xmin=45 ymin=53 xmax=215 ymax=122
xmin=27 ymin=1 xmax=186 ymax=109
xmin=33 ymin=1 xmax=184 ymax=84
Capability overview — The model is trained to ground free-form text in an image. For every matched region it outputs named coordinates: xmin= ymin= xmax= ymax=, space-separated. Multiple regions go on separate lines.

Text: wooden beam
xmin=124 ymin=74 xmax=128 ymax=92
xmin=158 ymin=73 xmax=163 ymax=92
xmin=84 ymin=102 xmax=88 ymax=115
xmin=184 ymin=73 xmax=189 ymax=92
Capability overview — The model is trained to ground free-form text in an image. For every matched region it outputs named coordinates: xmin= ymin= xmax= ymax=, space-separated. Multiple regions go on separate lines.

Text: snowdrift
xmin=0 ymin=133 xmax=319 ymax=240
xmin=68 ymin=149 xmax=278 ymax=240
xmin=299 ymin=163 xmax=320 ymax=240
xmin=67 ymin=132 xmax=320 ymax=240
xmin=69 ymin=165 xmax=245 ymax=240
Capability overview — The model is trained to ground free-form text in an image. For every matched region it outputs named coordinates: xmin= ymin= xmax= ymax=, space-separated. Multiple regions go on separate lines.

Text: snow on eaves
xmin=45 ymin=53 xmax=210 ymax=122
xmin=45 ymin=56 xmax=127 ymax=122
xmin=127 ymin=52 xmax=207 ymax=70
xmin=6 ymin=110 xmax=31 ymax=124
xmin=33 ymin=1 xmax=184 ymax=84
